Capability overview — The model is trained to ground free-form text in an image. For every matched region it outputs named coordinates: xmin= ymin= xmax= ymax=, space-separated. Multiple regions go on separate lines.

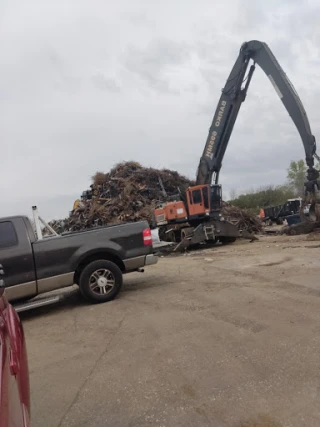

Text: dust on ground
xmin=22 ymin=234 xmax=320 ymax=427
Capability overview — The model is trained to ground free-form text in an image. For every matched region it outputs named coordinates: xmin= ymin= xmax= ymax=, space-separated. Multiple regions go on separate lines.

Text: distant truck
xmin=0 ymin=215 xmax=158 ymax=308
xmin=260 ymin=198 xmax=303 ymax=225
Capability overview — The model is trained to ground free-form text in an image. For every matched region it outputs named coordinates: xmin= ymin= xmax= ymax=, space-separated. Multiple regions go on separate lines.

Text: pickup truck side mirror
xmin=0 ymin=264 xmax=5 ymax=288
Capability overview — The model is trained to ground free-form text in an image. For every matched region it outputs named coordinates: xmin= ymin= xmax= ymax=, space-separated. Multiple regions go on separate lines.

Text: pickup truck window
xmin=0 ymin=222 xmax=18 ymax=248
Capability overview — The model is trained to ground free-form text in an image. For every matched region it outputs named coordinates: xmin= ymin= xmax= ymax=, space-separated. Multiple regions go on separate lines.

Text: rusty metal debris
xmin=280 ymin=221 xmax=317 ymax=236
xmin=221 ymin=202 xmax=263 ymax=234
xmin=49 ymin=162 xmax=194 ymax=233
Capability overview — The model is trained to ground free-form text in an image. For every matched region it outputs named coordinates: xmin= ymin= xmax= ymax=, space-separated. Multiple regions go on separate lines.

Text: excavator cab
xmin=210 ymin=185 xmax=222 ymax=210
xmin=153 ymin=184 xmax=222 ymax=227
xmin=186 ymin=184 xmax=222 ymax=219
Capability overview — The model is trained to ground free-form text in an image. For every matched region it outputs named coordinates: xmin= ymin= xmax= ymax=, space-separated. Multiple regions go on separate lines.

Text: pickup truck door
xmin=0 ymin=219 xmax=37 ymax=300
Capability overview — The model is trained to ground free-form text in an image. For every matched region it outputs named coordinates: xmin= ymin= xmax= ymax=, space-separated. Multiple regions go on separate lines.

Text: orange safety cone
xmin=259 ymin=208 xmax=265 ymax=218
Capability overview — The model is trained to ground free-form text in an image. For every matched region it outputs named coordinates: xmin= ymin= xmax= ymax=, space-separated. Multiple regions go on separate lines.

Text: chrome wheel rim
xmin=89 ymin=269 xmax=115 ymax=295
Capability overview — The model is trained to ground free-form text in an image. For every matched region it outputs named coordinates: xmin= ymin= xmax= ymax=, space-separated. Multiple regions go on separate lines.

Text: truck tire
xmin=79 ymin=260 xmax=123 ymax=303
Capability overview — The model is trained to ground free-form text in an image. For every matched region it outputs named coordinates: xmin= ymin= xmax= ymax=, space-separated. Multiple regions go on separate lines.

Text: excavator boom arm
xmin=196 ymin=40 xmax=318 ymax=187
xmin=251 ymin=41 xmax=316 ymax=167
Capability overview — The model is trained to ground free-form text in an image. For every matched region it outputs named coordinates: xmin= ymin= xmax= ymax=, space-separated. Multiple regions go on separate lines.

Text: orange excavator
xmin=153 ymin=40 xmax=320 ymax=249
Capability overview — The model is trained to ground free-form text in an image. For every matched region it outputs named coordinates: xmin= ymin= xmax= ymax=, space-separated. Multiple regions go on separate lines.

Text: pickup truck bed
xmin=0 ymin=216 xmax=157 ymax=304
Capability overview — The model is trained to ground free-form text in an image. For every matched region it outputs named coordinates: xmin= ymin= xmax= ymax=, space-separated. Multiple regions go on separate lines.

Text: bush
xmin=229 ymin=185 xmax=296 ymax=215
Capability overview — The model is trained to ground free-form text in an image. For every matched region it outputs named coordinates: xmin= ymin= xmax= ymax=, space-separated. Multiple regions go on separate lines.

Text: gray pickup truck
xmin=0 ymin=216 xmax=158 ymax=305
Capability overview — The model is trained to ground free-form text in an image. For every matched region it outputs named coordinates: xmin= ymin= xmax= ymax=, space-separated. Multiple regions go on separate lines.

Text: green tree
xmin=229 ymin=185 xmax=296 ymax=215
xmin=287 ymin=160 xmax=307 ymax=196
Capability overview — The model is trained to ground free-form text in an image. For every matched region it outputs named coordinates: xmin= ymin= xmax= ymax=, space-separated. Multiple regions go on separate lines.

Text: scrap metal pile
xmin=221 ymin=202 xmax=263 ymax=234
xmin=49 ymin=161 xmax=262 ymax=235
xmin=50 ymin=162 xmax=194 ymax=233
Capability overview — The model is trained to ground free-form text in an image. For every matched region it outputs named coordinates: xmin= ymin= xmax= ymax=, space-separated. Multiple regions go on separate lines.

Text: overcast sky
xmin=1 ymin=0 xmax=320 ymax=220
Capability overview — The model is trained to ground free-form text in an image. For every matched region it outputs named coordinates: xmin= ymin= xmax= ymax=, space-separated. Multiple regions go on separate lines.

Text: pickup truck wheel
xmin=79 ymin=260 xmax=123 ymax=303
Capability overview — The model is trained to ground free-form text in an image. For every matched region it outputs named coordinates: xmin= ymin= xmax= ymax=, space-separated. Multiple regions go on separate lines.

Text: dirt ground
xmin=21 ymin=234 xmax=320 ymax=427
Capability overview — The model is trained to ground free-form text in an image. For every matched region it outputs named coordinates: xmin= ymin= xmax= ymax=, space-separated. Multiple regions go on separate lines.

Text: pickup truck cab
xmin=0 ymin=265 xmax=30 ymax=427
xmin=0 ymin=216 xmax=158 ymax=304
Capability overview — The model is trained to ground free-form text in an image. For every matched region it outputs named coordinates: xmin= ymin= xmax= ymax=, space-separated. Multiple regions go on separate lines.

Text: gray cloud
xmin=92 ymin=73 xmax=121 ymax=92
xmin=123 ymin=39 xmax=193 ymax=93
xmin=1 ymin=0 xmax=320 ymax=220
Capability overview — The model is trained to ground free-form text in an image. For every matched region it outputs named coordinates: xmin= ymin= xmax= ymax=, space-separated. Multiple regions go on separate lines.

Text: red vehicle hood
xmin=0 ymin=291 xmax=30 ymax=427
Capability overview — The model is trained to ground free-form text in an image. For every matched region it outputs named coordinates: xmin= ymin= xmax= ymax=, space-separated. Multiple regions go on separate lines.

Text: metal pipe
xmin=32 ymin=206 xmax=43 ymax=240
